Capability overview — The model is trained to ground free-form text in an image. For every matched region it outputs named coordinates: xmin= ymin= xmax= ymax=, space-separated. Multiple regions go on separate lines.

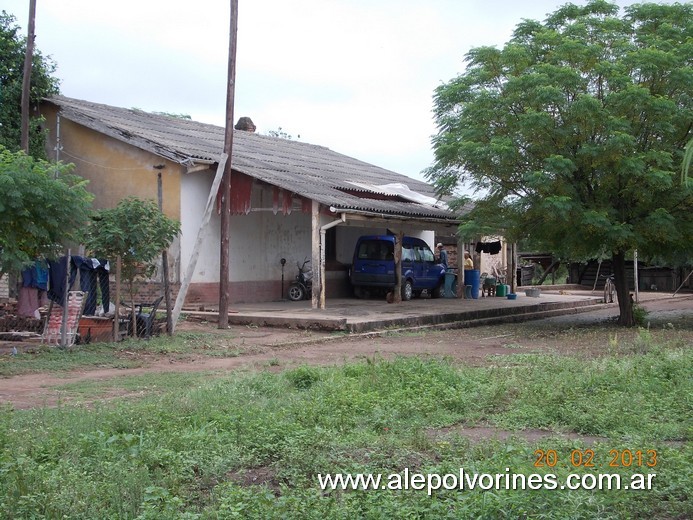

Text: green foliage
xmin=632 ymin=302 xmax=649 ymax=327
xmin=285 ymin=365 xmax=322 ymax=390
xmin=428 ymin=1 xmax=693 ymax=321
xmin=683 ymin=137 xmax=692 ymax=187
xmin=83 ymin=197 xmax=180 ymax=300
xmin=490 ymin=346 xmax=690 ymax=437
xmin=0 ymin=146 xmax=93 ymax=277
xmin=267 ymin=127 xmax=296 ymax=140
xmin=0 ymin=344 xmax=690 ymax=518
xmin=0 ymin=11 xmax=60 ymax=157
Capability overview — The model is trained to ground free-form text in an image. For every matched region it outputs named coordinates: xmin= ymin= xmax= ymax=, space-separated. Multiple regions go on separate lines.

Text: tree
xmin=0 ymin=146 xmax=93 ymax=277
xmin=0 ymin=11 xmax=60 ymax=157
xmin=82 ymin=197 xmax=180 ymax=308
xmin=267 ymin=127 xmax=299 ymax=140
xmin=684 ymin=137 xmax=692 ymax=186
xmin=427 ymin=0 xmax=693 ymax=326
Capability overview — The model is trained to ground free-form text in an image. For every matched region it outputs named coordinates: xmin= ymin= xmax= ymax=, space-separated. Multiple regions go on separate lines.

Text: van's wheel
xmin=288 ymin=283 xmax=305 ymax=301
xmin=432 ymin=283 xmax=443 ymax=299
xmin=401 ymin=280 xmax=413 ymax=301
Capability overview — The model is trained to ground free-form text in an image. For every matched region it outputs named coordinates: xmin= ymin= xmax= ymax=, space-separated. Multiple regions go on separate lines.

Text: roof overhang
xmin=327 ymin=207 xmax=460 ymax=235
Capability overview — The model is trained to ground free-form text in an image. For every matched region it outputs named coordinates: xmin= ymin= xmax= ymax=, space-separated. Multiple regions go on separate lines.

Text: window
xmin=402 ymin=244 xmax=414 ymax=262
xmin=417 ymin=246 xmax=435 ymax=263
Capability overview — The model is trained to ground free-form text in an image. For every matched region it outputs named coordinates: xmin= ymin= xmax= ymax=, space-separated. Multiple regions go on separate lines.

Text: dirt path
xmin=0 ymin=331 xmax=530 ymax=409
xmin=1 ymin=296 xmax=691 ymax=410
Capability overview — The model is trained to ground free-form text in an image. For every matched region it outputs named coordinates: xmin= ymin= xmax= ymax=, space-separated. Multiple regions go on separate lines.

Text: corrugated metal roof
xmin=45 ymin=96 xmax=466 ymax=222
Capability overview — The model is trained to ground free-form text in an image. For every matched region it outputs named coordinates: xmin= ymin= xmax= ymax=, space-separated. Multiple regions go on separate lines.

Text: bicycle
xmin=603 ymin=274 xmax=616 ymax=303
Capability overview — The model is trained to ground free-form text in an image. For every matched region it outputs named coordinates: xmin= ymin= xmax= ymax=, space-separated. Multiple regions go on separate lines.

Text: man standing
xmin=437 ymin=243 xmax=448 ymax=268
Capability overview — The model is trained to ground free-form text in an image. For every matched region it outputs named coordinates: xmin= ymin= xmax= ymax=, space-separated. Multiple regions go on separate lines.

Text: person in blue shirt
xmin=436 ymin=243 xmax=449 ymax=268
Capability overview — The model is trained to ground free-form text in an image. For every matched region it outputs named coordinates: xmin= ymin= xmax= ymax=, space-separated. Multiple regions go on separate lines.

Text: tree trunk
xmin=613 ymin=251 xmax=634 ymax=326
xmin=537 ymin=260 xmax=560 ymax=285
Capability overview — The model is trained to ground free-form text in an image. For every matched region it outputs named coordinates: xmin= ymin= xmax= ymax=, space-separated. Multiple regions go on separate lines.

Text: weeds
xmin=0 ymin=331 xmax=250 ymax=377
xmin=632 ymin=302 xmax=649 ymax=327
xmin=1 ymin=340 xmax=690 ymax=518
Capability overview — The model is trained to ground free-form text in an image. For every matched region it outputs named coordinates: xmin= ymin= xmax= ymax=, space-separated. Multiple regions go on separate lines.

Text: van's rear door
xmin=352 ymin=238 xmax=394 ymax=286
xmin=401 ymin=239 xmax=419 ymax=283
xmin=414 ymin=241 xmax=439 ymax=289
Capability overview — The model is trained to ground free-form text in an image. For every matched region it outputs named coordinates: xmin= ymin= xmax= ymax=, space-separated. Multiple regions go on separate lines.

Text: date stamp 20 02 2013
xmin=534 ymin=449 xmax=658 ymax=469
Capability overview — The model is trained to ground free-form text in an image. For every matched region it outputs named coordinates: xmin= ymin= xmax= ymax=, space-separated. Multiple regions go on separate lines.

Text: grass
xmin=0 ymin=343 xmax=145 ymax=377
xmin=47 ymin=371 xmax=217 ymax=404
xmin=0 ymin=330 xmax=260 ymax=378
xmin=0 ymin=330 xmax=690 ymax=519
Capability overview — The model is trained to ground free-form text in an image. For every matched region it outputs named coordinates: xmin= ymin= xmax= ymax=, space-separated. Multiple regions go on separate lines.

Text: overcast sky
xmin=4 ymin=0 xmax=668 ymax=183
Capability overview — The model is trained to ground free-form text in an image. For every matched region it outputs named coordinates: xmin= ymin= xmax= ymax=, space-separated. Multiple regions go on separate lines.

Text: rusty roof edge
xmin=230 ymin=164 xmax=461 ymax=220
xmin=329 ymin=206 xmax=461 ymax=225
xmin=53 ymin=103 xmax=212 ymax=167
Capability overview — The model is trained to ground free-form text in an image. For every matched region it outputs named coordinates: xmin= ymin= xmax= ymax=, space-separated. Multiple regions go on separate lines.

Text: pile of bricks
xmin=0 ymin=301 xmax=44 ymax=333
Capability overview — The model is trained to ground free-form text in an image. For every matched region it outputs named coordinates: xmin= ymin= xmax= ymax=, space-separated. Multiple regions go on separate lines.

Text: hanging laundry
xmin=47 ymin=256 xmax=78 ymax=304
xmin=72 ymin=256 xmax=110 ymax=315
xmin=17 ymin=260 xmax=49 ymax=317
xmin=475 ymin=241 xmax=502 ymax=255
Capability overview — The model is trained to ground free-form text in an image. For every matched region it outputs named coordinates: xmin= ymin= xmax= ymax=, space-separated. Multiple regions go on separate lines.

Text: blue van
xmin=349 ymin=235 xmax=447 ymax=300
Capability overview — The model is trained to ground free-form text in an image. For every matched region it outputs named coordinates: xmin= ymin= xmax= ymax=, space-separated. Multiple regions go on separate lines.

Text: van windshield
xmin=357 ymin=240 xmax=394 ymax=261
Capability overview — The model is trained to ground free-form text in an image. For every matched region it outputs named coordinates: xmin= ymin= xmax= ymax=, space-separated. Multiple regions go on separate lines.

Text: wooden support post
xmin=158 ymin=172 xmax=173 ymax=335
xmin=311 ymin=200 xmax=321 ymax=309
xmin=508 ymin=242 xmax=517 ymax=293
xmin=319 ymin=230 xmax=326 ymax=310
xmin=113 ymin=255 xmax=121 ymax=342
xmin=171 ymin=155 xmax=228 ymax=333
xmin=219 ymin=0 xmax=239 ymax=328
xmin=393 ymin=230 xmax=403 ymax=303
xmin=474 ymin=236 xmax=481 ymax=270
xmin=456 ymin=236 xmax=465 ymax=298
xmin=20 ymin=0 xmax=36 ymax=153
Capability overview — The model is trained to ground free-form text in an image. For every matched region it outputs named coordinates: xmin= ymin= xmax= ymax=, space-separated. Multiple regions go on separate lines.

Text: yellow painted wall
xmin=41 ymin=104 xmax=182 ymax=220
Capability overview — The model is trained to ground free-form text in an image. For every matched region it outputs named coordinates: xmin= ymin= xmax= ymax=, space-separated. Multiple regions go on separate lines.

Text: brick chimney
xmin=234 ymin=117 xmax=256 ymax=132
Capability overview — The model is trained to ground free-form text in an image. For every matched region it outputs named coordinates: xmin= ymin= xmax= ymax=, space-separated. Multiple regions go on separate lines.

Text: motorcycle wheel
xmin=288 ymin=283 xmax=305 ymax=301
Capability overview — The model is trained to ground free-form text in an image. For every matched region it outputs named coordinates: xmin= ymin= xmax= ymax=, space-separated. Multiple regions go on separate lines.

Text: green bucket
xmin=496 ymin=283 xmax=508 ymax=297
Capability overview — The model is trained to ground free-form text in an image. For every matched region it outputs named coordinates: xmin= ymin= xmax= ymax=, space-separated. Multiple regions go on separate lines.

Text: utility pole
xmin=21 ymin=0 xmax=37 ymax=153
xmin=157 ymin=170 xmax=173 ymax=335
xmin=219 ymin=0 xmax=238 ymax=328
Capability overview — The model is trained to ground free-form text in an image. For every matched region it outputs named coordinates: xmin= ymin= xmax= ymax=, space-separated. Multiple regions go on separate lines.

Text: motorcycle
xmin=288 ymin=258 xmax=313 ymax=301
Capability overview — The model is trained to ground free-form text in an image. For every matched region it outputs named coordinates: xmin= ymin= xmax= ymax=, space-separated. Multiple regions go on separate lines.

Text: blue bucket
xmin=464 ymin=269 xmax=480 ymax=299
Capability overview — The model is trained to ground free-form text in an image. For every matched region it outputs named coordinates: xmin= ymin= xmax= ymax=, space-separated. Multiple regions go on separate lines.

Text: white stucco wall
xmin=230 ymin=209 xmax=312 ymax=281
xmin=180 ymin=172 xmax=314 ymax=283
xmin=180 ymin=170 xmax=440 ymax=284
xmin=180 ymin=169 xmax=220 ymax=283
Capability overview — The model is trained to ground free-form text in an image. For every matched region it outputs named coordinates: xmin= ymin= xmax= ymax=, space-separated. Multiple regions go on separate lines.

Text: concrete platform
xmin=183 ymin=287 xmax=612 ymax=333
